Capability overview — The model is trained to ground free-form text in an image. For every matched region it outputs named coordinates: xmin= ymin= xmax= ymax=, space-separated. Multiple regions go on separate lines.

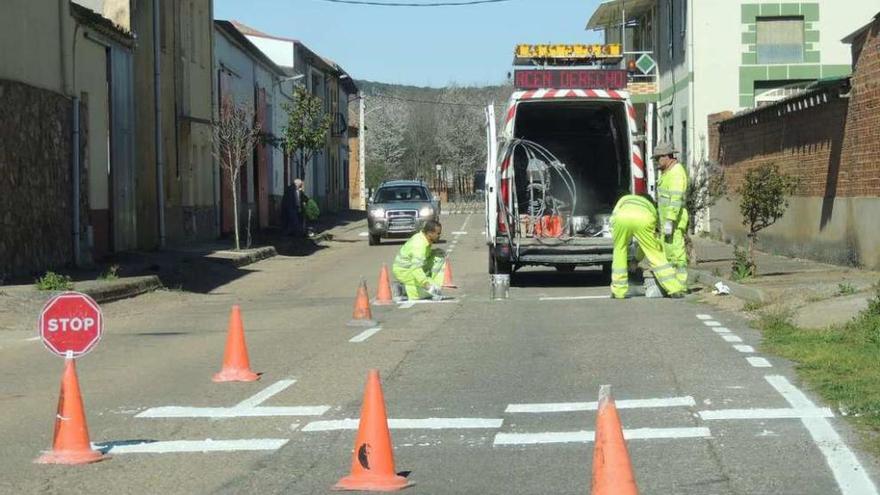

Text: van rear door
xmin=484 ymin=103 xmax=498 ymax=245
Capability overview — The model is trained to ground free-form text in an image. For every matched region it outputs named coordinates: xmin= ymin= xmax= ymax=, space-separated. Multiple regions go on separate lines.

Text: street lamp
xmin=274 ymin=73 xmax=304 ymax=87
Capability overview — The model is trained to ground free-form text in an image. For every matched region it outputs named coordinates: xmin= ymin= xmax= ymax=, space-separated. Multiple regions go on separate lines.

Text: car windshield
xmin=375 ymin=186 xmax=428 ymax=202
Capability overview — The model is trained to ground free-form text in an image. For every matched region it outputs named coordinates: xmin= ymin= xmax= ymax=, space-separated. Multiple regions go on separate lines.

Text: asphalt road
xmin=1 ymin=213 xmax=878 ymax=494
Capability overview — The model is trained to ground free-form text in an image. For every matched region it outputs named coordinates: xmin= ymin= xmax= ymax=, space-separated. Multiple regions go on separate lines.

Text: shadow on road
xmin=511 ymin=267 xmax=610 ymax=288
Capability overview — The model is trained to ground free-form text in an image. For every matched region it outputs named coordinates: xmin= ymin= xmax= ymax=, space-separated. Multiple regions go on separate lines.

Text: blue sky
xmin=215 ymin=0 xmax=605 ymax=87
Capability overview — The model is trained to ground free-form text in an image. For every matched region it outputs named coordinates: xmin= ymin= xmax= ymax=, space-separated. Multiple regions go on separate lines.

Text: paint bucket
xmin=490 ymin=274 xmax=510 ymax=300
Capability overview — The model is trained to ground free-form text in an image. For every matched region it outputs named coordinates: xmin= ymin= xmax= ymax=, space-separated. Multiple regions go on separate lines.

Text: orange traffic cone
xmin=591 ymin=384 xmax=638 ymax=495
xmin=333 ymin=369 xmax=412 ymax=491
xmin=35 ymin=358 xmax=105 ymax=465
xmin=348 ymin=279 xmax=377 ymax=327
xmin=441 ymin=258 xmax=457 ymax=289
xmin=375 ymin=264 xmax=394 ymax=306
xmin=212 ymin=305 xmax=260 ymax=382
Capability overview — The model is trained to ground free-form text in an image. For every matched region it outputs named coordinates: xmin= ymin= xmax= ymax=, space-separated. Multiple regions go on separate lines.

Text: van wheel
xmin=369 ymin=234 xmax=381 ymax=246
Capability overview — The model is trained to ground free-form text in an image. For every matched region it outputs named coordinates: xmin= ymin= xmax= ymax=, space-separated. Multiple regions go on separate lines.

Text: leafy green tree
xmin=737 ymin=163 xmax=798 ymax=273
xmin=282 ymin=85 xmax=332 ymax=182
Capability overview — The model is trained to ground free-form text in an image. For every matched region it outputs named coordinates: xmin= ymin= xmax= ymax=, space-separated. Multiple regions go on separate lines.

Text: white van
xmin=484 ymin=85 xmax=654 ymax=276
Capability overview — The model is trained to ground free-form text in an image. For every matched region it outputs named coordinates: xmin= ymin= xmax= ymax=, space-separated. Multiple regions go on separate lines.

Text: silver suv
xmin=367 ymin=180 xmax=440 ymax=245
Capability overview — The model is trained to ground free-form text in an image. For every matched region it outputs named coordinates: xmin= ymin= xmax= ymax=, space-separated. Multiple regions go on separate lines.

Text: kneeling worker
xmin=393 ymin=220 xmax=445 ymax=300
xmin=610 ymin=194 xmax=685 ymax=299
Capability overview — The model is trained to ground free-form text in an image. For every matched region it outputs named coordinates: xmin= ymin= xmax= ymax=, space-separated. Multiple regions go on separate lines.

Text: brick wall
xmin=0 ymin=79 xmax=89 ymax=278
xmin=839 ymin=20 xmax=880 ymax=198
xmin=710 ymin=91 xmax=849 ymax=197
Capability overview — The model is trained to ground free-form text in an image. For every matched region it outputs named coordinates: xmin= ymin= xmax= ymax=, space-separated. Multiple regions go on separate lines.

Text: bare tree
xmin=213 ymin=99 xmax=261 ymax=250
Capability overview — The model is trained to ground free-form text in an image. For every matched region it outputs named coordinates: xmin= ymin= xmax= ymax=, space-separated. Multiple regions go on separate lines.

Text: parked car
xmin=367 ymin=180 xmax=440 ymax=245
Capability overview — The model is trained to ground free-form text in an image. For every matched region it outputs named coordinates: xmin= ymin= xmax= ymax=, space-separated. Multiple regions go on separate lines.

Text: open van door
xmin=484 ymin=103 xmax=498 ymax=245
xmin=645 ymin=102 xmax=657 ymax=198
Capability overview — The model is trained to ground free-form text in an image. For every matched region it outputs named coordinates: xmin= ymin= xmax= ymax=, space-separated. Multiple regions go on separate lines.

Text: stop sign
xmin=38 ymin=292 xmax=103 ymax=358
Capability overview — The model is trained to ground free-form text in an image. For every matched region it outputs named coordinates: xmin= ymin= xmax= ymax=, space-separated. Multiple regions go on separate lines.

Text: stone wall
xmin=0 ymin=79 xmax=89 ymax=279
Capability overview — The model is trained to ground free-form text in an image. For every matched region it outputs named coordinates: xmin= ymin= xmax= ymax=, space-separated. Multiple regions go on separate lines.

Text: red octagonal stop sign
xmin=38 ymin=292 xmax=103 ymax=358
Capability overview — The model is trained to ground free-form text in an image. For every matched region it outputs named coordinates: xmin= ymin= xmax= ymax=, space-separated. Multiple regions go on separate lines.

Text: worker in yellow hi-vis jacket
xmin=392 ymin=220 xmax=445 ymax=300
xmin=653 ymin=142 xmax=689 ymax=289
xmin=610 ymin=194 xmax=685 ymax=299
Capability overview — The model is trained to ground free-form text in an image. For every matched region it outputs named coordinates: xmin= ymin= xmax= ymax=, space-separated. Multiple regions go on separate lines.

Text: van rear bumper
xmin=493 ymin=237 xmax=616 ymax=266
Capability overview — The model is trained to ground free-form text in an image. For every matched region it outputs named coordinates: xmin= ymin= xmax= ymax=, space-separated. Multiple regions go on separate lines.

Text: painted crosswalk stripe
xmin=235 ymin=379 xmax=297 ymax=409
xmin=722 ymin=335 xmax=743 ymax=343
xmin=733 ymin=344 xmax=755 ymax=353
xmin=696 ymin=314 xmax=713 ymax=320
xmin=713 ymin=327 xmax=732 ymax=333
xmin=350 ymin=326 xmax=381 ymax=343
xmin=493 ymin=427 xmax=711 ymax=446
xmin=303 ymin=418 xmax=503 ymax=432
xmin=699 ymin=407 xmax=833 ymax=420
xmin=746 ymin=357 xmax=772 ymax=368
xmin=452 ymin=231 xmax=468 ymax=235
xmin=137 ymin=406 xmax=330 ymax=418
xmin=703 ymin=321 xmax=722 ymax=327
xmin=766 ymin=375 xmax=878 ymax=495
xmin=506 ymin=396 xmax=695 ymax=413
xmin=93 ymin=439 xmax=288 ymax=454
xmin=539 ymin=295 xmax=611 ymax=301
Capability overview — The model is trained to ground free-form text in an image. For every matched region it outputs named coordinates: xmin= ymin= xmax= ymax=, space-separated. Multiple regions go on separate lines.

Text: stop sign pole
xmin=38 ymin=291 xmax=104 ymax=358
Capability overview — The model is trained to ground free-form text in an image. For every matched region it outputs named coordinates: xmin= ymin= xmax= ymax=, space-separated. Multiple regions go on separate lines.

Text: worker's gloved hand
xmin=663 ymin=220 xmax=674 ymax=236
xmin=427 ymin=284 xmax=442 ymax=299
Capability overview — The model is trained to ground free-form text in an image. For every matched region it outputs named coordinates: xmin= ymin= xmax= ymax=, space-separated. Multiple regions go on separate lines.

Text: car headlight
xmin=419 ymin=206 xmax=433 ymax=217
xmin=370 ymin=208 xmax=385 ymax=219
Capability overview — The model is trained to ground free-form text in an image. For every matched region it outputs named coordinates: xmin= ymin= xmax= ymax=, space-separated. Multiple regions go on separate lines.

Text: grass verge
xmin=757 ymin=288 xmax=880 ymax=453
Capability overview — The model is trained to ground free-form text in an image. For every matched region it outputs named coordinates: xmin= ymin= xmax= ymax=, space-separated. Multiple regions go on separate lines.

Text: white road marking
xmin=703 ymin=321 xmax=722 ymax=327
xmin=235 ymin=379 xmax=297 ymax=409
xmin=451 ymin=231 xmax=468 ymax=235
xmin=766 ymin=375 xmax=878 ymax=495
xmin=358 ymin=232 xmax=369 ymax=237
xmin=538 ymin=295 xmax=611 ymax=301
xmin=722 ymin=335 xmax=743 ymax=343
xmin=733 ymin=345 xmax=755 ymax=353
xmin=25 ymin=336 xmax=41 ymax=342
xmin=349 ymin=326 xmax=382 ymax=343
xmin=493 ymin=427 xmax=711 ymax=446
xmin=696 ymin=314 xmax=713 ymax=320
xmin=399 ymin=299 xmax=459 ymax=305
xmin=747 ymin=357 xmax=772 ymax=368
xmin=713 ymin=327 xmax=732 ymax=334
xmin=137 ymin=406 xmax=330 ymax=418
xmin=699 ymin=407 xmax=834 ymax=420
xmin=94 ymin=439 xmax=288 ymax=454
xmin=506 ymin=396 xmax=695 ymax=413
xmin=303 ymin=418 xmax=503 ymax=432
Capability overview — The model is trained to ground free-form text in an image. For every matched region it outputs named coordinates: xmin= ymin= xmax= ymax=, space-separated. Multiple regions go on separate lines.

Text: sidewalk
xmin=691 ymin=237 xmax=880 ymax=328
xmin=0 ymin=210 xmax=369 ymax=332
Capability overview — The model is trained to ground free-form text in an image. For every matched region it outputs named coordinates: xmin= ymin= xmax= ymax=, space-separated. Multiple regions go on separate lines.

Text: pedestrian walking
xmin=653 ymin=142 xmax=689 ymax=288
xmin=610 ymin=194 xmax=685 ymax=299
xmin=392 ymin=220 xmax=446 ymax=300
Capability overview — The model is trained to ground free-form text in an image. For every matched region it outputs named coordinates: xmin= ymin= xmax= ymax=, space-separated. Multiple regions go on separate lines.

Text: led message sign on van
xmin=514 ymin=70 xmax=628 ymax=90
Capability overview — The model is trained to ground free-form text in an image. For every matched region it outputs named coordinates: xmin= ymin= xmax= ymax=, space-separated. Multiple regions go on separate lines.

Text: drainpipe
xmin=153 ymin=0 xmax=166 ymax=247
xmin=60 ymin=0 xmax=83 ymax=266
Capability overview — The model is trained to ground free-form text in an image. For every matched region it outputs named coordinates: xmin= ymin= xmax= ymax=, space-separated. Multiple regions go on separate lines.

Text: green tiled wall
xmin=737 ymin=3 xmax=850 ymax=108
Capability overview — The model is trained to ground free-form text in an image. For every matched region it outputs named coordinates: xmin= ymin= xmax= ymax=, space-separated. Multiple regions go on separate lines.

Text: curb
xmin=689 ymin=269 xmax=768 ymax=304
xmin=205 ymin=246 xmax=278 ymax=268
xmin=79 ymin=275 xmax=163 ymax=304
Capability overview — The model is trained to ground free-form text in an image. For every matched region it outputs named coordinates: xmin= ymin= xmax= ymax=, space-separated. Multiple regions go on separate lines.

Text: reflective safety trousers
xmin=610 ymin=195 xmax=685 ymax=298
xmin=392 ymin=232 xmax=445 ymax=299
xmin=658 ymin=162 xmax=689 ymax=285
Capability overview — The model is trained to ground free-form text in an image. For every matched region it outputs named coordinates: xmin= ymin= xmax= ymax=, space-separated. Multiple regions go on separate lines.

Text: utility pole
xmin=358 ymin=91 xmax=366 ymax=210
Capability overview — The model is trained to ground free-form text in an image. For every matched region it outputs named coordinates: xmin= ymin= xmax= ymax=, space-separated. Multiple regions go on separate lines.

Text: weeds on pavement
xmin=757 ymin=289 xmax=880 ymax=454
xmin=98 ymin=264 xmax=120 ymax=281
xmin=35 ymin=271 xmax=73 ymax=291
xmin=837 ymin=283 xmax=857 ymax=296
xmin=731 ymin=245 xmax=755 ymax=281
